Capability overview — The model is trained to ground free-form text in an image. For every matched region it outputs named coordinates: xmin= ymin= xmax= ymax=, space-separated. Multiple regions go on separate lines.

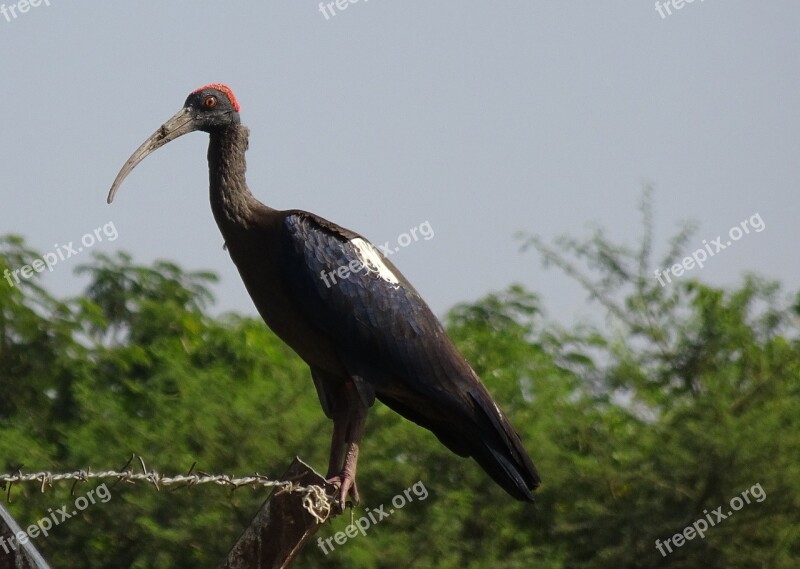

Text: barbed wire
xmin=0 ymin=455 xmax=333 ymax=523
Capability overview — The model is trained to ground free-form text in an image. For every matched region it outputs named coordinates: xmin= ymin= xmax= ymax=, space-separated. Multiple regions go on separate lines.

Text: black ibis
xmin=107 ymin=84 xmax=540 ymax=507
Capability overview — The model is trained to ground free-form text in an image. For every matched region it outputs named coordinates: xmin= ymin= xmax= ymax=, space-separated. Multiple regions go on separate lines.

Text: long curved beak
xmin=107 ymin=108 xmax=196 ymax=204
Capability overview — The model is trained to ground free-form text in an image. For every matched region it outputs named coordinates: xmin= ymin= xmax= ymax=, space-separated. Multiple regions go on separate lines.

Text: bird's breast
xmin=223 ymin=230 xmax=345 ymax=375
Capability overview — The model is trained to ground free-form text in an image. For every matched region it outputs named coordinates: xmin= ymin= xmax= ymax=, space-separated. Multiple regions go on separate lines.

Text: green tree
xmin=516 ymin=188 xmax=800 ymax=568
xmin=1 ymin=188 xmax=797 ymax=569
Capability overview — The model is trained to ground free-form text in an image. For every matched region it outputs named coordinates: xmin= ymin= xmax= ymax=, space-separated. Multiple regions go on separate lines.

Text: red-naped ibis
xmin=107 ymin=84 xmax=540 ymax=507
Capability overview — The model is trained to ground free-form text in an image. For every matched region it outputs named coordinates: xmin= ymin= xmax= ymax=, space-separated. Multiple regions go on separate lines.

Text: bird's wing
xmin=280 ymin=211 xmax=463 ymax=402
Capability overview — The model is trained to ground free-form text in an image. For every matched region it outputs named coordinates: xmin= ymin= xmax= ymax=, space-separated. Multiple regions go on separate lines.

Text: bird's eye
xmin=203 ymin=96 xmax=217 ymax=109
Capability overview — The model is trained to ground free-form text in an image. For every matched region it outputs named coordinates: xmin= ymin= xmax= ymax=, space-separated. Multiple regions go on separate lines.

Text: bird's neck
xmin=207 ymin=125 xmax=263 ymax=230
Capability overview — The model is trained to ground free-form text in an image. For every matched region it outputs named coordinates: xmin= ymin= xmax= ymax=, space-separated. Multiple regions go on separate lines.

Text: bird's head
xmin=107 ymin=84 xmax=241 ymax=204
xmin=182 ymin=84 xmax=242 ymax=131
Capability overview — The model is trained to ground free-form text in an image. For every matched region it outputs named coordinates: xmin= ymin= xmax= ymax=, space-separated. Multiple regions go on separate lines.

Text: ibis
xmin=107 ymin=84 xmax=540 ymax=507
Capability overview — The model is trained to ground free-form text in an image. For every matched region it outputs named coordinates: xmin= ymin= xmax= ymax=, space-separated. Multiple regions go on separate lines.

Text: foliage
xmin=1 ymin=195 xmax=797 ymax=567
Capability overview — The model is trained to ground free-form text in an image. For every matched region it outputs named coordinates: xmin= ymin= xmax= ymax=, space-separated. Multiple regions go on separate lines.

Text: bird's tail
xmin=378 ymin=373 xmax=540 ymax=502
xmin=464 ymin=386 xmax=540 ymax=502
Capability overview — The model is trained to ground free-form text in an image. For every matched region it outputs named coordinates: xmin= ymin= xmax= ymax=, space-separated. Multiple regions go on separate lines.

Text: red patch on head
xmin=192 ymin=83 xmax=240 ymax=112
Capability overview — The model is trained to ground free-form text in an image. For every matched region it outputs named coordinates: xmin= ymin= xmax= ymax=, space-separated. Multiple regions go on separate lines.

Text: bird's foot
xmin=326 ymin=473 xmax=359 ymax=512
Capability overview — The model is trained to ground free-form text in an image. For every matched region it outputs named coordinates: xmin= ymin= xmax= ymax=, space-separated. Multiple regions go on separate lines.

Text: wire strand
xmin=0 ymin=455 xmax=332 ymax=523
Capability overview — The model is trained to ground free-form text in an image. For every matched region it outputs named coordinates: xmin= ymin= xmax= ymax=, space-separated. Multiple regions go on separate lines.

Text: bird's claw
xmin=326 ymin=474 xmax=359 ymax=512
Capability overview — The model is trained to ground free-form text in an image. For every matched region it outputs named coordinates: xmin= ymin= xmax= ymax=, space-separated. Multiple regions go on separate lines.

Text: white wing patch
xmin=351 ymin=238 xmax=399 ymax=285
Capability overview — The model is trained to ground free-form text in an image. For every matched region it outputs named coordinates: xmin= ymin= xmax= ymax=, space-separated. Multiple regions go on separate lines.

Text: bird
xmin=107 ymin=84 xmax=540 ymax=508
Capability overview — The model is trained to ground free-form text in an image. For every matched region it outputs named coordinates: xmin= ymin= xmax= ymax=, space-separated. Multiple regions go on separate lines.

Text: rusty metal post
xmin=0 ymin=502 xmax=52 ymax=569
xmin=217 ymin=457 xmax=336 ymax=569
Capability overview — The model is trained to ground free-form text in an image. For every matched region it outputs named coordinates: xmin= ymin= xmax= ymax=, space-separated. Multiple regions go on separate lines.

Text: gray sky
xmin=1 ymin=1 xmax=797 ymax=325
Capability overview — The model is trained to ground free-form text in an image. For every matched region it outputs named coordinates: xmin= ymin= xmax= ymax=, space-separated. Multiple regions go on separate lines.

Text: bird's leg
xmin=326 ymin=381 xmax=367 ymax=511
xmin=326 ymin=415 xmax=346 ymax=481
